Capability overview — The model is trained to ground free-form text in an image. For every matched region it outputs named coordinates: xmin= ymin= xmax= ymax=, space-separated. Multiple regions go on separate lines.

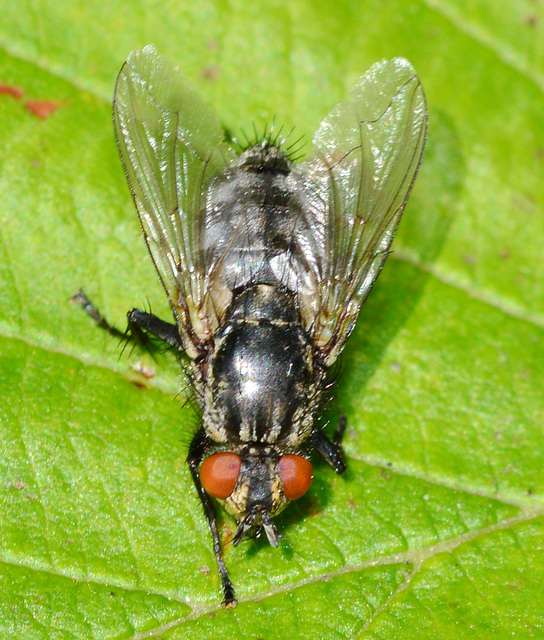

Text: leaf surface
xmin=0 ymin=0 xmax=542 ymax=637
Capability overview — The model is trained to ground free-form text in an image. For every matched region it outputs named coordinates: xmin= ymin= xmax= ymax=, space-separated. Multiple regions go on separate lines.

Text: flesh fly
xmin=102 ymin=46 xmax=426 ymax=606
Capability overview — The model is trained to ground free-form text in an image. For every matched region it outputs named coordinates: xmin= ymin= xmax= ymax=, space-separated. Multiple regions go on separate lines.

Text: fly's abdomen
xmin=202 ymin=284 xmax=320 ymax=446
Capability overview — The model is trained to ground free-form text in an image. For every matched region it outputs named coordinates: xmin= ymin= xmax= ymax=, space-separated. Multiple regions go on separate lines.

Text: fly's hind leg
xmin=311 ymin=414 xmax=347 ymax=475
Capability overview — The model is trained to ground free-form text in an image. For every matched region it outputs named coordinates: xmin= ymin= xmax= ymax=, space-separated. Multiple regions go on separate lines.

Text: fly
xmin=82 ymin=46 xmax=427 ymax=606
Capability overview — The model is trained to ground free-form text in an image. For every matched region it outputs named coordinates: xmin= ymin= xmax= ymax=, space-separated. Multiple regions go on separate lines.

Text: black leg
xmin=127 ymin=308 xmax=182 ymax=350
xmin=72 ymin=289 xmax=183 ymax=351
xmin=312 ymin=415 xmax=347 ymax=475
xmin=187 ymin=429 xmax=237 ymax=607
xmin=333 ymin=414 xmax=347 ymax=446
xmin=71 ymin=290 xmax=126 ymax=340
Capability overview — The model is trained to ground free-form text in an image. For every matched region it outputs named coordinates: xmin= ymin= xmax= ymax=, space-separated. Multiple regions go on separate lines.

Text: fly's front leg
xmin=71 ymin=290 xmax=126 ymax=340
xmin=312 ymin=414 xmax=347 ymax=475
xmin=127 ymin=308 xmax=182 ymax=349
xmin=72 ymin=289 xmax=183 ymax=350
xmin=187 ymin=428 xmax=237 ymax=607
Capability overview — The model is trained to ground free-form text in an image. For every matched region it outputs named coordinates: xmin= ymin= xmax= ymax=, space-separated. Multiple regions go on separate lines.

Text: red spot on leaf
xmin=0 ymin=82 xmax=24 ymax=100
xmin=25 ymin=100 xmax=63 ymax=119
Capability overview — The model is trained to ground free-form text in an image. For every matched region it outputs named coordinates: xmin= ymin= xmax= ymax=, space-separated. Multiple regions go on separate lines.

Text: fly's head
xmin=199 ymin=445 xmax=313 ymax=547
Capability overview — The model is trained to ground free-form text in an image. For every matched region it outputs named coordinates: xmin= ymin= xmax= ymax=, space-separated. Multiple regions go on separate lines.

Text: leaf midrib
xmin=0 ymin=507 xmax=540 ymax=634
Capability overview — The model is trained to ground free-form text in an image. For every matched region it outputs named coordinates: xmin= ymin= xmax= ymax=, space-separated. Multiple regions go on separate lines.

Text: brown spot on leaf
xmin=0 ymin=82 xmax=23 ymax=99
xmin=25 ymin=100 xmax=63 ymax=119
xmin=202 ymin=65 xmax=219 ymax=81
xmin=129 ymin=377 xmax=149 ymax=389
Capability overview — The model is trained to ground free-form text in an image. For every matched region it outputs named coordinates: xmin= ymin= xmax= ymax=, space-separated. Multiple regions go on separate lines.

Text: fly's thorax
xmin=199 ymin=444 xmax=314 ymax=526
xmin=200 ymin=284 xmax=323 ymax=446
xmin=203 ymin=143 xmax=319 ymax=300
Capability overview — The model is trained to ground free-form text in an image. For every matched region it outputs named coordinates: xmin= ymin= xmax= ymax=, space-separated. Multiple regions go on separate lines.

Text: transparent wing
xmin=113 ymin=46 xmax=236 ymax=356
xmin=299 ymin=57 xmax=427 ymax=364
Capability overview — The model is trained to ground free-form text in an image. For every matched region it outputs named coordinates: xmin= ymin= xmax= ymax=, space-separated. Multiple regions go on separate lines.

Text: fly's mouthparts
xmin=232 ymin=506 xmax=280 ymax=548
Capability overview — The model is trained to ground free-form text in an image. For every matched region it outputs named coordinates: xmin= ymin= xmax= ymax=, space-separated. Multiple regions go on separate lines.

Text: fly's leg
xmin=312 ymin=414 xmax=347 ymax=475
xmin=72 ymin=289 xmax=182 ymax=350
xmin=127 ymin=308 xmax=182 ymax=349
xmin=333 ymin=414 xmax=347 ymax=446
xmin=188 ymin=428 xmax=237 ymax=607
xmin=71 ymin=290 xmax=126 ymax=340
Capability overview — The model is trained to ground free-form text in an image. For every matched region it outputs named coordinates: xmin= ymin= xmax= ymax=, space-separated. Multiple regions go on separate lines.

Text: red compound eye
xmin=279 ymin=455 xmax=313 ymax=500
xmin=200 ymin=453 xmax=242 ymax=499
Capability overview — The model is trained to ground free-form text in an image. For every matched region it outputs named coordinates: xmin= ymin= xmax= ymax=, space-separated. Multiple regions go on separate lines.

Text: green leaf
xmin=0 ymin=0 xmax=543 ymax=638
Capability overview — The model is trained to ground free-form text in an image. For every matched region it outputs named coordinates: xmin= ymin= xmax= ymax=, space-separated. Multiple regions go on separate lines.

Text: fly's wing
xmin=113 ymin=46 xmax=236 ymax=358
xmin=299 ymin=58 xmax=427 ymax=365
